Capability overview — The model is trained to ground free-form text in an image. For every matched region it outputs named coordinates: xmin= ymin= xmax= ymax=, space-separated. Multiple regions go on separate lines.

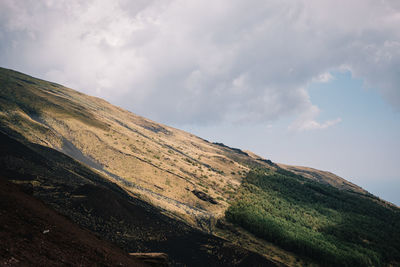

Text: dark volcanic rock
xmin=192 ymin=189 xmax=218 ymax=204
xmin=129 ymin=253 xmax=169 ymax=266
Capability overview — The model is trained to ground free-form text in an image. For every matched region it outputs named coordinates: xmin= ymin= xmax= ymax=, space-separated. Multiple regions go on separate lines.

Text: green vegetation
xmin=226 ymin=168 xmax=400 ymax=266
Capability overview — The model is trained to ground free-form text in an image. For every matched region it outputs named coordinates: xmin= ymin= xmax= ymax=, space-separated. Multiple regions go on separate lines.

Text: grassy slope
xmin=0 ymin=67 xmax=259 ymax=223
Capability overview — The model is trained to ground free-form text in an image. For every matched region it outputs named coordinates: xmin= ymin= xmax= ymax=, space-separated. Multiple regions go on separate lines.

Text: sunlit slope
xmin=278 ymin=164 xmax=365 ymax=194
xmin=0 ymin=67 xmax=369 ymax=224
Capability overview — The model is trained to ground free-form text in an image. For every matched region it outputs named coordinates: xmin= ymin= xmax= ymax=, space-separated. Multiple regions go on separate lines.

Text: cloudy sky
xmin=1 ymin=0 xmax=399 ymax=204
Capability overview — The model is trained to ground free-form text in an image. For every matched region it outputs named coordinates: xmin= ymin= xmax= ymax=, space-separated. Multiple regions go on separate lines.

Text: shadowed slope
xmin=0 ymin=178 xmax=147 ymax=267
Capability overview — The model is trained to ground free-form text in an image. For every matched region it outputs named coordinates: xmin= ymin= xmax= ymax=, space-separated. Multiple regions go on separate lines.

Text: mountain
xmin=0 ymin=67 xmax=399 ymax=266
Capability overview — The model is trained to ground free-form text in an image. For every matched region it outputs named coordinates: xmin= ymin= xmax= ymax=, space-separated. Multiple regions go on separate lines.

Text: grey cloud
xmin=0 ymin=0 xmax=399 ymax=128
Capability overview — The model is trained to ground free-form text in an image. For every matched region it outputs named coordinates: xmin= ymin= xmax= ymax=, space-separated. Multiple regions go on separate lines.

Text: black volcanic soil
xmin=66 ymin=180 xmax=276 ymax=267
xmin=0 ymin=178 xmax=146 ymax=267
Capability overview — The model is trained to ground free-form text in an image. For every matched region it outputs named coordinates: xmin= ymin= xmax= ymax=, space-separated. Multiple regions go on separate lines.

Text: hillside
xmin=1 ymin=67 xmax=399 ymax=266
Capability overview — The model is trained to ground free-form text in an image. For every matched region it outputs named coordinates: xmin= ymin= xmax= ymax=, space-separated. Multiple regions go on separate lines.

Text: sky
xmin=0 ymin=0 xmax=399 ymax=205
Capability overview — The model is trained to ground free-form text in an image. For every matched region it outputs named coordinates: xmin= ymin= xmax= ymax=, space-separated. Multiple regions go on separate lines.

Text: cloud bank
xmin=0 ymin=0 xmax=399 ymax=129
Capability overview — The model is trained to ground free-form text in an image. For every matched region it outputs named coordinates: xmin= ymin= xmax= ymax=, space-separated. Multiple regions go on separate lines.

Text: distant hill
xmin=0 ymin=67 xmax=399 ymax=266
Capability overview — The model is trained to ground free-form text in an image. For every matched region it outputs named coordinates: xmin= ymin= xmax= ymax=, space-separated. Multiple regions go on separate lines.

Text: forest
xmin=226 ymin=168 xmax=400 ymax=266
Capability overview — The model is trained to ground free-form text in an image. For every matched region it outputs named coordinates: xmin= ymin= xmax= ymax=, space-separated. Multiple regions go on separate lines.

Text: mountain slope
xmin=1 ymin=67 xmax=399 ymax=266
xmin=0 ymin=67 xmax=249 ymax=224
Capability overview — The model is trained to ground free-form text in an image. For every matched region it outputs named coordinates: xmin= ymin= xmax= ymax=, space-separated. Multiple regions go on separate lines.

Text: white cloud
xmin=312 ymin=72 xmax=334 ymax=83
xmin=0 ymin=0 xmax=399 ymax=127
xmin=289 ymin=105 xmax=342 ymax=131
xmin=292 ymin=117 xmax=342 ymax=131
